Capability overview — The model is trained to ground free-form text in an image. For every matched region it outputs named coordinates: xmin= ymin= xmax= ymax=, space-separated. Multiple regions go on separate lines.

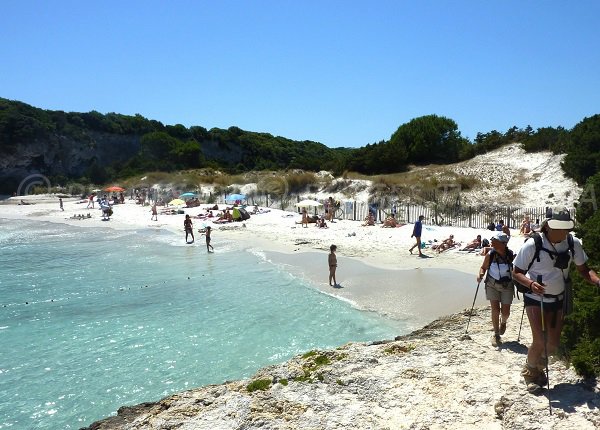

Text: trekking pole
xmin=538 ymin=275 xmax=552 ymax=415
xmin=517 ymin=305 xmax=526 ymax=342
xmin=465 ymin=280 xmax=482 ymax=335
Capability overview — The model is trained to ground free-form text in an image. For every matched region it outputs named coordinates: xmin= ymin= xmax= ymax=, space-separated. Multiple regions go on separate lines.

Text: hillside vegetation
xmin=2 ymin=97 xmax=599 ymax=192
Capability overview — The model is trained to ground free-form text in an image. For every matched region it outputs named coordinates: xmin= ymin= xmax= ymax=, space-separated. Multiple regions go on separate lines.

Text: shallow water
xmin=0 ymin=219 xmax=406 ymax=429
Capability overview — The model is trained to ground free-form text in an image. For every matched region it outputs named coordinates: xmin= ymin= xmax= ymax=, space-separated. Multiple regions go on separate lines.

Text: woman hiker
xmin=512 ymin=208 xmax=600 ymax=393
xmin=477 ymin=231 xmax=514 ymax=346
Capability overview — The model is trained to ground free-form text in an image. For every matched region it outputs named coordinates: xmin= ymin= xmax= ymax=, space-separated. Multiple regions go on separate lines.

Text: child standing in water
xmin=201 ymin=226 xmax=214 ymax=253
xmin=328 ymin=244 xmax=337 ymax=287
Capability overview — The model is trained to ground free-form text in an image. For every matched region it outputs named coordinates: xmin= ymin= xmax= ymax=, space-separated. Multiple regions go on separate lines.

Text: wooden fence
xmin=213 ymin=193 xmax=570 ymax=229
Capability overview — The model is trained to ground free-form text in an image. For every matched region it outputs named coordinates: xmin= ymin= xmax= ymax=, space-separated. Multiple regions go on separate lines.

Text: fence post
xmin=468 ymin=206 xmax=472 ymax=228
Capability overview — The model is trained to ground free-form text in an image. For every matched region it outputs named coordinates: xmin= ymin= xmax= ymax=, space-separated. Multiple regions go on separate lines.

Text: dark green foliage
xmin=345 ymin=115 xmax=469 ymax=174
xmin=561 ymin=176 xmax=600 ymax=376
xmin=0 ymin=98 xmax=350 ymax=187
xmin=561 ymin=115 xmax=600 ymax=185
xmin=390 ymin=114 xmax=466 ymax=164
xmin=0 ymin=98 xmax=56 ymax=149
xmin=521 ymin=126 xmax=570 ymax=153
xmin=246 ymin=379 xmax=271 ymax=392
xmin=2 ymin=97 xmax=600 ymax=193
xmin=575 ymin=173 xmax=600 ymax=224
xmin=561 ymin=208 xmax=600 ymax=377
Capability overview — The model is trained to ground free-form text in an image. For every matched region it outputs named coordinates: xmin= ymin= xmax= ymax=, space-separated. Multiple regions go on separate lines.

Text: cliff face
xmin=81 ymin=306 xmax=600 ymax=430
xmin=0 ymin=132 xmax=140 ymax=192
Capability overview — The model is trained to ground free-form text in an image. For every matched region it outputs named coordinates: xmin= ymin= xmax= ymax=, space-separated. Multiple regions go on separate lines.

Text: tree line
xmin=1 ymin=97 xmax=599 ymax=188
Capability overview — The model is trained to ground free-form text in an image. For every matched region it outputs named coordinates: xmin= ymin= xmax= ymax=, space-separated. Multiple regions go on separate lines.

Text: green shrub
xmin=313 ymin=355 xmax=330 ymax=366
xmin=301 ymin=350 xmax=317 ymax=359
xmin=561 ymin=198 xmax=600 ymax=377
xmin=246 ymin=379 xmax=272 ymax=392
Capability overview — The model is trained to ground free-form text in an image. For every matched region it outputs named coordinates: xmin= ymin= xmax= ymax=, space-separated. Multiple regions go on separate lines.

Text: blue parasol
xmin=225 ymin=193 xmax=246 ymax=202
xmin=179 ymin=192 xmax=196 ymax=199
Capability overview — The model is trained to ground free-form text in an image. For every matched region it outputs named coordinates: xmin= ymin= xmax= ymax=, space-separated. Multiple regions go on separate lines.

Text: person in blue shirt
xmin=495 ymin=219 xmax=505 ymax=231
xmin=409 ymin=215 xmax=425 ymax=256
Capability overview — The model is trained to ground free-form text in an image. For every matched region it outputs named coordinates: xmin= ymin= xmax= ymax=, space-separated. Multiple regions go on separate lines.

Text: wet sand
xmin=264 ymin=250 xmax=488 ymax=332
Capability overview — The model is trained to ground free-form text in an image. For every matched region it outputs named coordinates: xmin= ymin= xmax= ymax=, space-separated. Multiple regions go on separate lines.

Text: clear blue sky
xmin=1 ymin=1 xmax=599 ymax=148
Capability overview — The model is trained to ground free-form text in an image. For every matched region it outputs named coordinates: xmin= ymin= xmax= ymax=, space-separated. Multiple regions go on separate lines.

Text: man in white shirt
xmin=512 ymin=208 xmax=600 ymax=393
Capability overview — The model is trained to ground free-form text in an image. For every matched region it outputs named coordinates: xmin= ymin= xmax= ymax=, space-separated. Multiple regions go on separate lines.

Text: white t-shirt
xmin=488 ymin=253 xmax=511 ymax=281
xmin=514 ymin=233 xmax=587 ymax=295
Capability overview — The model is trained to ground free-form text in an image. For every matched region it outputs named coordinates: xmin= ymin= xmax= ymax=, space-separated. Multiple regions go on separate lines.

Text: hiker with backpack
xmin=512 ymin=208 xmax=600 ymax=394
xmin=477 ymin=231 xmax=514 ymax=346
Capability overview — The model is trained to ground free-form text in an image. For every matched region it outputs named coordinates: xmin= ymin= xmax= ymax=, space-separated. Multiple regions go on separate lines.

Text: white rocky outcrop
xmin=83 ymin=304 xmax=600 ymax=430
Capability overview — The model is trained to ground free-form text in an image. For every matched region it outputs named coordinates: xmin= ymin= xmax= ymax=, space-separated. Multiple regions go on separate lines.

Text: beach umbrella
xmin=105 ymin=186 xmax=125 ymax=192
xmin=169 ymin=198 xmax=185 ymax=206
xmin=225 ymin=193 xmax=246 ymax=202
xmin=296 ymin=199 xmax=323 ymax=208
xmin=179 ymin=192 xmax=196 ymax=199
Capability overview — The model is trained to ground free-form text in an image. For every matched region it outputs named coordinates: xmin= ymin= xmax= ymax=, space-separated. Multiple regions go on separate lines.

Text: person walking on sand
xmin=512 ymin=208 xmax=600 ymax=394
xmin=328 ymin=244 xmax=338 ymax=286
xmin=477 ymin=232 xmax=514 ymax=347
xmin=201 ymin=226 xmax=214 ymax=252
xmin=184 ymin=214 xmax=194 ymax=243
xmin=301 ymin=208 xmax=309 ymax=228
xmin=409 ymin=215 xmax=425 ymax=256
xmin=59 ymin=198 xmax=64 ymax=211
xmin=151 ymin=203 xmax=158 ymax=221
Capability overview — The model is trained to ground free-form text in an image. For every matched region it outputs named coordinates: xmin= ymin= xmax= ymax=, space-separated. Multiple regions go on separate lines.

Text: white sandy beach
xmin=0 ymin=195 xmax=529 ymax=329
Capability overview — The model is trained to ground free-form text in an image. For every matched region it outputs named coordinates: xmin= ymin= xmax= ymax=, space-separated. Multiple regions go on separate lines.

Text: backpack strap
xmin=567 ymin=233 xmax=575 ymax=258
xmin=526 ymin=232 xmax=543 ymax=271
xmin=487 ymin=249 xmax=496 ymax=270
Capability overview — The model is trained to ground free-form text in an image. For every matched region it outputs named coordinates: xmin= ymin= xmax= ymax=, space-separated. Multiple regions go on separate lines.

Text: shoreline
xmin=0 ymin=196 xmax=526 ymax=327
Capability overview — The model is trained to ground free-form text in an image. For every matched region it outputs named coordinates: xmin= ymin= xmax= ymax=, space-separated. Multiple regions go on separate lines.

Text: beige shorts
xmin=485 ymin=278 xmax=514 ymax=304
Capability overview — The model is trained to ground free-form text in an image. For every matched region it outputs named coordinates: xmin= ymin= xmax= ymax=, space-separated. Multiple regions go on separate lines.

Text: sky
xmin=1 ymin=1 xmax=599 ymax=148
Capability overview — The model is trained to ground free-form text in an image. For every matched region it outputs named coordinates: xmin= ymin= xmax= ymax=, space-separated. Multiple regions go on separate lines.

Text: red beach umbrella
xmin=104 ymin=186 xmax=125 ymax=192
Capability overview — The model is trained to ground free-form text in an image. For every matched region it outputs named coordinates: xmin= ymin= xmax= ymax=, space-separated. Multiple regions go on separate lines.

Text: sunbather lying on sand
xmin=432 ymin=235 xmax=458 ymax=253
xmin=381 ymin=216 xmax=398 ymax=228
xmin=362 ymin=213 xmax=375 ymax=226
xmin=461 ymin=235 xmax=481 ymax=251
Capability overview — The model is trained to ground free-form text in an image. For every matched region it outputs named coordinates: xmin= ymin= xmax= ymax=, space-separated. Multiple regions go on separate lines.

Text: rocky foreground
xmin=83 ymin=304 xmax=599 ymax=430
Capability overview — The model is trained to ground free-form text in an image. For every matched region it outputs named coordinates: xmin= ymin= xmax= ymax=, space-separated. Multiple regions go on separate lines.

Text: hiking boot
xmin=491 ymin=333 xmax=501 ymax=347
xmin=521 ymin=363 xmax=546 ymax=393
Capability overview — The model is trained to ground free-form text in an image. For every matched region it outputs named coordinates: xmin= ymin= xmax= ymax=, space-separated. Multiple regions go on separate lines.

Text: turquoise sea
xmin=0 ymin=218 xmax=406 ymax=429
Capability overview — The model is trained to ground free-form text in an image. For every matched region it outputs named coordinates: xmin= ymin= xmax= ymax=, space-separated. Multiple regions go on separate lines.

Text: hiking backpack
xmin=513 ymin=232 xmax=575 ymax=295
